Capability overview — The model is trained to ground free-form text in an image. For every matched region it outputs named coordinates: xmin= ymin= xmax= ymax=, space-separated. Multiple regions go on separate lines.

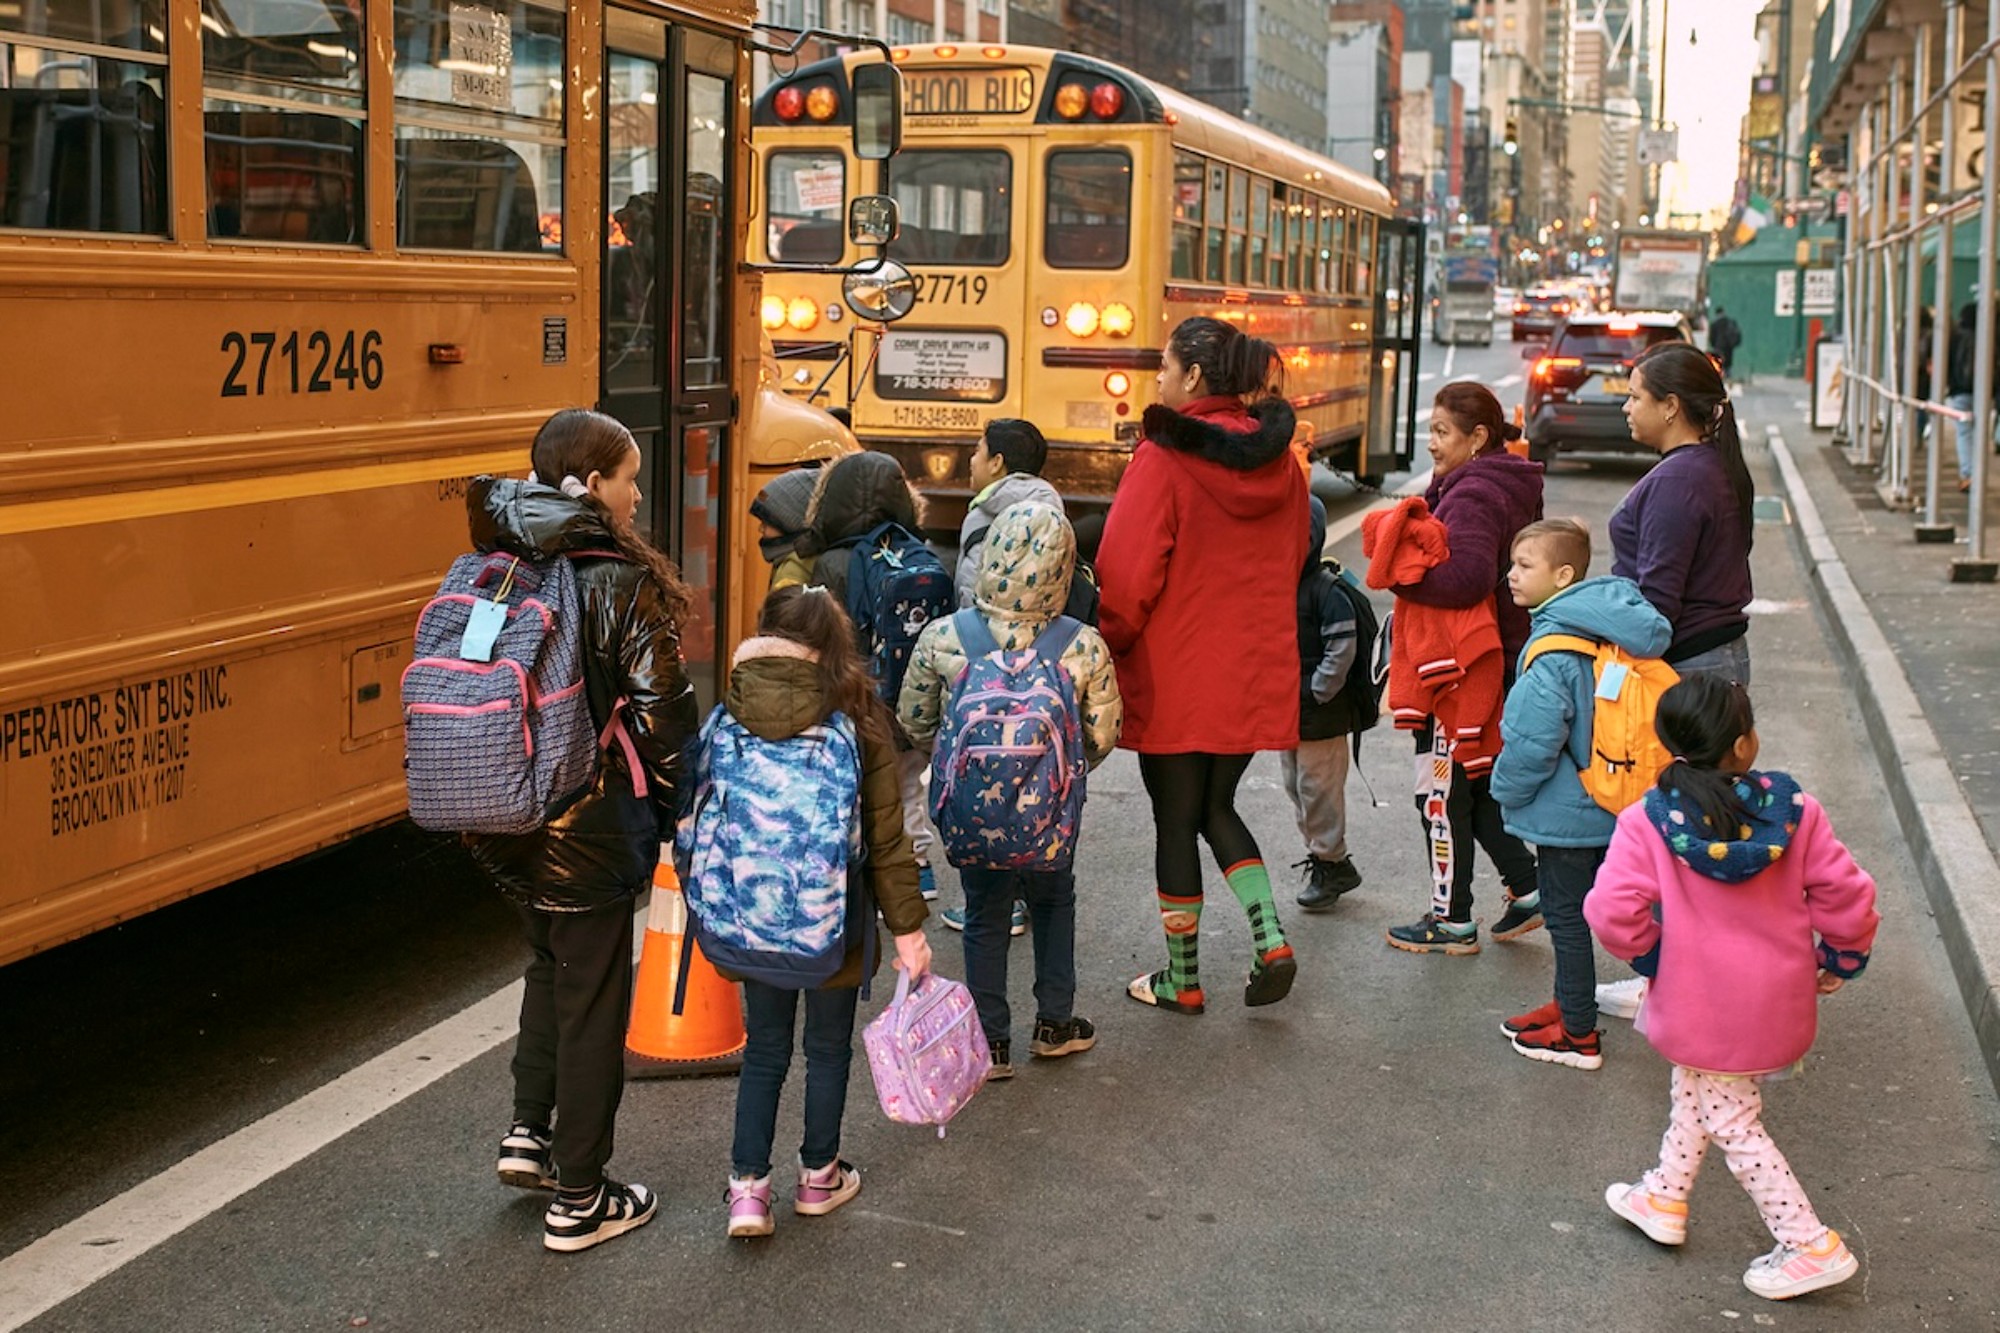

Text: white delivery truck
xmin=1611 ymin=230 xmax=1707 ymax=324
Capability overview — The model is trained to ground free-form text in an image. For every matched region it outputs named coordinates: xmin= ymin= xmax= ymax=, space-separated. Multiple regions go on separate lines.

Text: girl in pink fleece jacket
xmin=1584 ymin=676 xmax=1879 ymax=1303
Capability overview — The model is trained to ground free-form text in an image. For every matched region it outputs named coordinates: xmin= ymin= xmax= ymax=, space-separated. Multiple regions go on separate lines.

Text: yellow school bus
xmin=0 ymin=0 xmax=894 ymax=964
xmin=750 ymin=43 xmax=1423 ymax=526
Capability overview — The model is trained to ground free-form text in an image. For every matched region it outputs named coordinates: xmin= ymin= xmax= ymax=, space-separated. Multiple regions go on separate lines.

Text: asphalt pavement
xmin=7 ymin=335 xmax=1999 ymax=1332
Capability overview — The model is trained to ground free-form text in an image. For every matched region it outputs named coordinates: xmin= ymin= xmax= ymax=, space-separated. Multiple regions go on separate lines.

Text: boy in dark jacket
xmin=1287 ymin=497 xmax=1369 ymax=910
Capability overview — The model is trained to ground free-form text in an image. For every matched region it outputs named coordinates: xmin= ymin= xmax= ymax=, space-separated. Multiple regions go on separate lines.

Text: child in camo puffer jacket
xmin=897 ymin=501 xmax=1122 ymax=1080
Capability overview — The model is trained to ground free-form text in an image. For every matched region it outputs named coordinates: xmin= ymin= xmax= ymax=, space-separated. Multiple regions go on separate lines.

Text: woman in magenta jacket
xmin=1097 ymin=316 xmax=1310 ymax=1015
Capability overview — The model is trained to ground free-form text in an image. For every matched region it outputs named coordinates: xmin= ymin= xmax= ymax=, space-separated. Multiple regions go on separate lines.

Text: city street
xmin=7 ymin=332 xmax=1999 ymax=1332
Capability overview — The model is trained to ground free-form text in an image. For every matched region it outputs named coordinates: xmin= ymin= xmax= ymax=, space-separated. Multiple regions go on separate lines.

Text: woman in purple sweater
xmin=1612 ymin=343 xmax=1755 ymax=685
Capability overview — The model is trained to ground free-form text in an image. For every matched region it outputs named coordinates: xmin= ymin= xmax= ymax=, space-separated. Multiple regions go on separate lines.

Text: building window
xmin=1 ymin=0 xmax=169 ymax=234
xmin=766 ymin=0 xmax=826 ymax=30
xmin=886 ymin=14 xmax=930 ymax=44
xmin=392 ymin=0 xmax=566 ymax=253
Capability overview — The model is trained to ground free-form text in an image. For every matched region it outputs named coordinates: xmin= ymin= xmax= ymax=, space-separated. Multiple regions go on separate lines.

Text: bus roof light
xmin=1089 ymin=82 xmax=1124 ymax=119
xmin=982 ymin=46 xmax=1007 ymax=59
xmin=1053 ymin=83 xmax=1088 ymax=120
xmin=934 ymin=45 xmax=958 ymax=58
xmin=804 ymin=85 xmax=839 ymax=121
xmin=773 ymin=86 xmax=804 ymax=121
xmin=1064 ymin=302 xmax=1100 ymax=337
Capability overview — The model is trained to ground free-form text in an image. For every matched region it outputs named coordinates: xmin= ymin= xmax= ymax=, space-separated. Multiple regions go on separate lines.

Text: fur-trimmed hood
xmin=1137 ymin=395 xmax=1302 ymax=521
xmin=724 ymin=636 xmax=828 ymax=742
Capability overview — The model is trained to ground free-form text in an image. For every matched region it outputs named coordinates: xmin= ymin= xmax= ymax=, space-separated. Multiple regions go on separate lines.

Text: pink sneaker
xmin=726 ymin=1175 xmax=773 ymax=1238
xmin=794 ymin=1158 xmax=860 ymax=1216
xmin=1604 ymin=1181 xmax=1689 ymax=1245
xmin=1742 ymin=1230 xmax=1859 ymax=1300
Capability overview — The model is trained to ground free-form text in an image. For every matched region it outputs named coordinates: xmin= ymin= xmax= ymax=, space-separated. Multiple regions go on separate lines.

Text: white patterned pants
xmin=1639 ymin=1065 xmax=1830 ymax=1249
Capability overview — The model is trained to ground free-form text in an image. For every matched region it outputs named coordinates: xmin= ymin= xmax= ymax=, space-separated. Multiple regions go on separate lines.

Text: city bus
xmin=749 ymin=43 xmax=1423 ymax=527
xmin=0 ymin=1 xmax=895 ymax=964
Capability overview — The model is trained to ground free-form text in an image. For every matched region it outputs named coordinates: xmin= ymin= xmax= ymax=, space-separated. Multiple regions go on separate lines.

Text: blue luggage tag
xmin=461 ymin=598 xmax=508 ymax=662
xmin=1595 ymin=660 xmax=1629 ymax=701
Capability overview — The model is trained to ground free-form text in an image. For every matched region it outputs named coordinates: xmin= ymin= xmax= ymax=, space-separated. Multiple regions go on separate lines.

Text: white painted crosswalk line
xmin=1495 ymin=372 xmax=1524 ymax=388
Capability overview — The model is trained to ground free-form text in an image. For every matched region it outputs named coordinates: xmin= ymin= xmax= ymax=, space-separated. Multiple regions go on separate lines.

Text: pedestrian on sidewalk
xmin=899 ymin=501 xmax=1122 ymax=1078
xmin=710 ymin=586 xmax=932 ymax=1240
xmin=1098 ymin=315 xmax=1310 ymax=1014
xmin=1587 ymin=676 xmax=1878 ymax=1302
xmin=1490 ymin=519 xmax=1670 ymax=1070
xmin=1612 ymin=342 xmax=1754 ymax=686
xmin=1945 ymin=300 xmax=2000 ymax=491
xmin=750 ymin=465 xmax=821 ymax=593
xmin=1286 ymin=495 xmax=1375 ymax=910
xmin=1372 ymin=382 xmax=1543 ymax=957
xmin=472 ymin=409 xmax=700 ymax=1252
xmin=1708 ymin=306 xmax=1742 ymax=378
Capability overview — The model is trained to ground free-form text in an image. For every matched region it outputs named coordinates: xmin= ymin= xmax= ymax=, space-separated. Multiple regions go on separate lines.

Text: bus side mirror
xmin=842 ymin=257 xmax=918 ymax=323
xmin=848 ymin=195 xmax=899 ymax=247
xmin=851 ymin=61 xmax=902 ymax=160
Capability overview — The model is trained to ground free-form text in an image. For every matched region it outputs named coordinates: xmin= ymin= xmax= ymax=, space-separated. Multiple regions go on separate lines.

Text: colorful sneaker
xmin=1597 ymin=976 xmax=1648 ymax=1021
xmin=917 ymin=865 xmax=938 ymax=901
xmin=1500 ymin=999 xmax=1563 ymax=1039
xmin=1244 ymin=943 xmax=1297 ymax=1006
xmin=726 ymin=1174 xmax=774 ymax=1239
xmin=1030 ymin=1015 xmax=1096 ymax=1058
xmin=794 ymin=1159 xmax=861 ymax=1217
xmin=1386 ymin=915 xmax=1480 ymax=955
xmin=1511 ymin=1022 xmax=1604 ymax=1070
xmin=1492 ymin=892 xmax=1545 ymax=941
xmin=987 ymin=1039 xmax=1015 ymax=1081
xmin=1127 ymin=969 xmax=1205 ymax=1015
xmin=1603 ymin=1181 xmax=1689 ymax=1246
xmin=497 ymin=1121 xmax=555 ymax=1190
xmin=942 ymin=905 xmax=967 ymax=932
xmin=1742 ymin=1230 xmax=1859 ymax=1300
xmin=1010 ymin=900 xmax=1029 ymax=936
xmin=543 ymin=1180 xmax=657 ymax=1252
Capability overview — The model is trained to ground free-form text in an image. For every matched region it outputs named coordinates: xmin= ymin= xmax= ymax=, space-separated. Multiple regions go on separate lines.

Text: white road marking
xmin=1441 ymin=345 xmax=1457 ymax=378
xmin=1417 ymin=371 xmax=1438 ymax=382
xmin=1495 ymin=372 xmax=1524 ymax=389
xmin=849 ymin=1209 xmax=970 ymax=1237
xmin=1324 ymin=468 xmax=1434 ymax=554
xmin=0 ymin=981 xmax=526 ymax=1331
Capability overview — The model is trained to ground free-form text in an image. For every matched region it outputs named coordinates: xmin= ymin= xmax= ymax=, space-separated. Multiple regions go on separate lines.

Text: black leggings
xmin=1138 ymin=752 xmax=1260 ymax=897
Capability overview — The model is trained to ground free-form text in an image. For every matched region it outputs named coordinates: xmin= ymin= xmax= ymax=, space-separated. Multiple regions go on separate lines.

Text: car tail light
xmin=1514 ymin=302 xmax=1529 ymax=314
xmin=1609 ymin=320 xmax=1639 ymax=333
xmin=1090 ymin=82 xmax=1125 ymax=118
xmin=1534 ymin=356 xmax=1584 ymax=382
xmin=1553 ymin=302 xmax=1571 ymax=314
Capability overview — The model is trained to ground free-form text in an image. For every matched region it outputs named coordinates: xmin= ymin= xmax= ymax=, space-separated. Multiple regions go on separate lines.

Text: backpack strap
xmin=953 ymin=608 xmax=1000 ymax=658
xmin=598 ymin=697 xmax=647 ymax=799
xmin=1519 ymin=632 xmax=1600 ymax=672
xmin=1028 ymin=614 xmax=1084 ymax=662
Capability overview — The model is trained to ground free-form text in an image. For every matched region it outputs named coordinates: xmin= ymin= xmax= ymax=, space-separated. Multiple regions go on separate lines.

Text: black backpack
xmin=1323 ymin=559 xmax=1382 ymax=737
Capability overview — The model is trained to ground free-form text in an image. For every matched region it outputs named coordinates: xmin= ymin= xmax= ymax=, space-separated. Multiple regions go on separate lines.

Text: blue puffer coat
xmin=1490 ymin=576 xmax=1672 ymax=848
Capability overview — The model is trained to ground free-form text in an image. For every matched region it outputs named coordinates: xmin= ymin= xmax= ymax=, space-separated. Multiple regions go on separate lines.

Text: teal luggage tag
xmin=1595 ymin=660 xmax=1629 ymax=701
xmin=461 ymin=558 xmax=519 ymax=662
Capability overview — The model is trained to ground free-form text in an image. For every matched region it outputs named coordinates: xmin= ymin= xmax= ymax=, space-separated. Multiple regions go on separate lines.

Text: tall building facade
xmin=1327 ymin=3 xmax=1405 ymax=185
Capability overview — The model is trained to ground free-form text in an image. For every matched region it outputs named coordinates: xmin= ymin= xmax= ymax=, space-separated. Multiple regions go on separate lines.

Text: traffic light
xmin=1503 ymin=117 xmax=1520 ymax=156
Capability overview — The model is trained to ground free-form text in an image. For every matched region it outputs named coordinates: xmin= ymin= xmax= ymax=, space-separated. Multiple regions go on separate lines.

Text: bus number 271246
xmin=220 ymin=330 xmax=385 ymax=398
xmin=921 ymin=273 xmax=988 ymax=304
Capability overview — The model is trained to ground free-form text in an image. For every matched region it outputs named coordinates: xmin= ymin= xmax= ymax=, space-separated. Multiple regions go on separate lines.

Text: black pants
xmin=1411 ymin=731 xmax=1538 ymax=923
xmin=1138 ymin=752 xmax=1259 ymax=897
xmin=510 ymin=899 xmax=635 ymax=1190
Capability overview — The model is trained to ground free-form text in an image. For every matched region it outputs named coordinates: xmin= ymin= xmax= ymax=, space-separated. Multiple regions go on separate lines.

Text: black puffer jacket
xmin=800 ymin=451 xmax=921 ymax=605
xmin=463 ymin=477 xmax=700 ymax=911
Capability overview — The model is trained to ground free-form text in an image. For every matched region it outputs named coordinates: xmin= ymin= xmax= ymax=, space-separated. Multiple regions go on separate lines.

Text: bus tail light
xmin=773 ymin=86 xmax=804 ymax=121
xmin=1064 ymin=302 xmax=1100 ymax=337
xmin=786 ymin=297 xmax=820 ymax=331
xmin=1104 ymin=371 xmax=1132 ymax=397
xmin=1053 ymin=83 xmax=1088 ymax=120
xmin=1100 ymin=302 xmax=1135 ymax=337
xmin=761 ymin=295 xmax=787 ymax=330
xmin=804 ymin=85 xmax=839 ymax=121
xmin=1090 ymin=82 xmax=1124 ymax=118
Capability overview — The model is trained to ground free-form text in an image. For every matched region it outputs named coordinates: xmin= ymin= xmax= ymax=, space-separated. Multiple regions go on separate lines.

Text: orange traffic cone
xmin=1507 ymin=403 xmax=1531 ymax=457
xmin=625 ymin=858 xmax=745 ymax=1078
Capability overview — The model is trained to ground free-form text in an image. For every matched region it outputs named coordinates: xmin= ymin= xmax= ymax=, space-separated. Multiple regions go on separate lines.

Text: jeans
xmin=1537 ymin=844 xmax=1607 ymax=1035
xmin=958 ymin=864 xmax=1077 ymax=1046
xmin=511 ymin=900 xmax=636 ymax=1190
xmin=1949 ymin=391 xmax=1976 ymax=480
xmin=1671 ymin=635 xmax=1752 ymax=688
xmin=732 ymin=980 xmax=860 ymax=1178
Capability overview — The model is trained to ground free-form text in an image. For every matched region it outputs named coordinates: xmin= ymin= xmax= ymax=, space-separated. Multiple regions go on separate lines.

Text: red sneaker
xmin=1500 ymin=999 xmax=1562 ymax=1039
xmin=1510 ymin=1022 xmax=1603 ymax=1070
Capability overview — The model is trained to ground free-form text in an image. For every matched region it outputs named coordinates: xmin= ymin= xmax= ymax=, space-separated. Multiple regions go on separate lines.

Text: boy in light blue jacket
xmin=1490 ymin=518 xmax=1670 ymax=1073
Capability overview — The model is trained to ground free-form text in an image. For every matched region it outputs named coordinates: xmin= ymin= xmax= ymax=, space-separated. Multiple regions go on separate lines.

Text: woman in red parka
xmin=1098 ymin=316 xmax=1310 ymax=1015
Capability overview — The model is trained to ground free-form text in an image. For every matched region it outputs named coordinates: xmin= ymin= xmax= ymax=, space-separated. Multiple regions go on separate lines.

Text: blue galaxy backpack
xmin=674 ymin=705 xmax=869 ymax=991
xmin=928 ymin=610 xmax=1088 ymax=871
xmin=841 ymin=521 xmax=955 ymax=704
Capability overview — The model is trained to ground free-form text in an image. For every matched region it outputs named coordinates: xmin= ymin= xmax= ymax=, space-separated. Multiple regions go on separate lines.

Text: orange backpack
xmin=1518 ymin=634 xmax=1681 ymax=815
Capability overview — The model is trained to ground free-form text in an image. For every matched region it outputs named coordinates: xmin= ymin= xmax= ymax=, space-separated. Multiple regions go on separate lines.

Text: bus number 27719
xmin=922 ymin=273 xmax=988 ymax=304
xmin=220 ymin=330 xmax=385 ymax=397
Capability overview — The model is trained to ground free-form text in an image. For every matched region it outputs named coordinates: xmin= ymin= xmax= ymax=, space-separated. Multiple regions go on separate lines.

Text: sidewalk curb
xmin=1766 ymin=422 xmax=2000 ymax=1095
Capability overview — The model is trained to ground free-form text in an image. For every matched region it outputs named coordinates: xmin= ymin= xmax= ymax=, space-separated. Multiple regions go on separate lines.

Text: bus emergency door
xmin=1367 ymin=215 xmax=1424 ymax=480
xmin=601 ymin=15 xmax=735 ymax=709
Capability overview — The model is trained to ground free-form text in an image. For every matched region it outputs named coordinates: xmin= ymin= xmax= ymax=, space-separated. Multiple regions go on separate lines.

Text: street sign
xmin=1637 ymin=128 xmax=1679 ymax=166
xmin=1804 ymin=268 xmax=1837 ymax=315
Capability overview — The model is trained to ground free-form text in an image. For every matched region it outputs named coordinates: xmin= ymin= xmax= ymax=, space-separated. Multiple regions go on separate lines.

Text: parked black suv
xmin=1522 ymin=311 xmax=1694 ymax=466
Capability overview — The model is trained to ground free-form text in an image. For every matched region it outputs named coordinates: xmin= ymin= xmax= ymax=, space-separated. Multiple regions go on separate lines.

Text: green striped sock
xmin=1224 ymin=859 xmax=1287 ymax=955
xmin=1156 ymin=892 xmax=1204 ymax=998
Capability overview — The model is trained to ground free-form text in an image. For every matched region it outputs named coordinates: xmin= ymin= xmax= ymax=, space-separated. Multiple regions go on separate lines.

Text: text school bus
xmin=0 ymin=1 xmax=904 ymax=964
xmin=750 ymin=44 xmax=1423 ymax=526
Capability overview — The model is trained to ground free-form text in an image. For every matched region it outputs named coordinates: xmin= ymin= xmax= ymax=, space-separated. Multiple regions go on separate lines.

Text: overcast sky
xmin=1655 ymin=0 xmax=1758 ymax=224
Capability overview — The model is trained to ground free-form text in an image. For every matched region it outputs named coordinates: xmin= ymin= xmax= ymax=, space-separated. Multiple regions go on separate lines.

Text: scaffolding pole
xmin=1963 ymin=0 xmax=2000 ymax=577
xmin=1921 ymin=0 xmax=1963 ymax=538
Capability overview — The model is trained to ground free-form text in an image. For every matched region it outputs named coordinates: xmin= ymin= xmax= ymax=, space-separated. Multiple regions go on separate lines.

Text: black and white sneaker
xmin=497 ymin=1122 xmax=555 ymax=1191
xmin=986 ymin=1039 xmax=1015 ymax=1081
xmin=543 ymin=1180 xmax=658 ymax=1253
xmin=1029 ymin=1015 xmax=1097 ymax=1058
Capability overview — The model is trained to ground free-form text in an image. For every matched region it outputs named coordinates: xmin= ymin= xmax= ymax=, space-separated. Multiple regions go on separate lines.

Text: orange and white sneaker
xmin=1604 ymin=1181 xmax=1689 ymax=1245
xmin=1742 ymin=1230 xmax=1859 ymax=1300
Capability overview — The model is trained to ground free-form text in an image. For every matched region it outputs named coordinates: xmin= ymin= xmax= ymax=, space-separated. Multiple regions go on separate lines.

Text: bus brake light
xmin=804 ymin=85 xmax=839 ymax=121
xmin=773 ymin=86 xmax=804 ymax=121
xmin=1064 ymin=302 xmax=1100 ymax=336
xmin=1090 ymin=82 xmax=1124 ymax=118
xmin=1104 ymin=371 xmax=1132 ymax=397
xmin=761 ymin=296 xmax=787 ymax=330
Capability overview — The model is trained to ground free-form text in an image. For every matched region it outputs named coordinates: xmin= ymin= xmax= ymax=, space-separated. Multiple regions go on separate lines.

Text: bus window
xmin=683 ymin=70 xmax=729 ymax=388
xmin=1315 ymin=201 xmax=1332 ymax=292
xmin=1248 ymin=178 xmax=1267 ymax=289
xmin=766 ymin=150 xmax=845 ymax=264
xmin=1171 ymin=152 xmax=1202 ymax=281
xmin=1204 ymin=163 xmax=1225 ymax=283
xmin=884 ymin=149 xmax=1009 ymax=265
xmin=1 ymin=2 xmax=169 ymax=235
xmin=1227 ymin=166 xmax=1247 ymax=282
xmin=392 ymin=0 xmax=565 ymax=253
xmin=1045 ymin=149 xmax=1129 ymax=269
xmin=1355 ymin=213 xmax=1375 ymax=293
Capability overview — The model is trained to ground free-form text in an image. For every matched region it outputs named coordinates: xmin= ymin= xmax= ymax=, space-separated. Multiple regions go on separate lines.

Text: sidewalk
xmin=1750 ymin=375 xmax=2000 ymax=1094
